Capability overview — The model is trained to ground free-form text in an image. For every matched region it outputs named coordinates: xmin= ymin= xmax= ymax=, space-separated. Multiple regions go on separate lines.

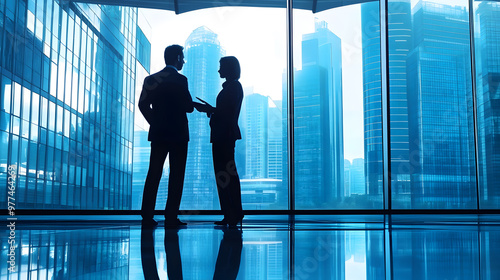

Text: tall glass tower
xmin=475 ymin=2 xmax=500 ymax=208
xmin=361 ymin=1 xmax=411 ymax=206
xmin=291 ymin=21 xmax=344 ymax=208
xmin=362 ymin=1 xmax=476 ymax=208
xmin=268 ymin=99 xmax=283 ymax=181
xmin=407 ymin=2 xmax=476 ymax=208
xmin=242 ymin=93 xmax=269 ymax=179
xmin=181 ymin=26 xmax=224 ymax=209
xmin=0 ymin=1 xmax=149 ymax=209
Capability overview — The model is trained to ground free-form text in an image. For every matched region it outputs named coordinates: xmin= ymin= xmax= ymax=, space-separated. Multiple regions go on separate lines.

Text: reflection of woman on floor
xmin=213 ymin=228 xmax=243 ymax=280
xmin=194 ymin=56 xmax=244 ymax=227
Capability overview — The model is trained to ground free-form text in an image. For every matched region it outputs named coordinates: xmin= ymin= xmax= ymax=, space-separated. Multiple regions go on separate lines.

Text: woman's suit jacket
xmin=209 ymin=80 xmax=243 ymax=143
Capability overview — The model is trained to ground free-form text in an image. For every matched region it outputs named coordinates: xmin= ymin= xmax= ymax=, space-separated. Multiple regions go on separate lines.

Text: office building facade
xmin=0 ymin=0 xmax=150 ymax=209
xmin=406 ymin=2 xmax=476 ymax=208
xmin=361 ymin=1 xmax=411 ymax=207
xmin=475 ymin=2 xmax=500 ymax=208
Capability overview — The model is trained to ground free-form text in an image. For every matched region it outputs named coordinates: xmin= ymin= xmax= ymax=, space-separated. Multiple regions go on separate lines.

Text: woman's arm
xmin=211 ymin=83 xmax=243 ymax=120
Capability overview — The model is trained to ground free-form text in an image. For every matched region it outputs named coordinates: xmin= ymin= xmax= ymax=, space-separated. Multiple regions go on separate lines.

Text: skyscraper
xmin=407 ymin=2 xmax=476 ymax=208
xmin=362 ymin=1 xmax=476 ymax=208
xmin=268 ymin=99 xmax=283 ymax=180
xmin=361 ymin=1 xmax=411 ymax=206
xmin=289 ymin=20 xmax=344 ymax=208
xmin=181 ymin=26 xmax=224 ymax=209
xmin=242 ymin=93 xmax=269 ymax=179
xmin=344 ymin=159 xmax=351 ymax=197
xmin=350 ymin=158 xmax=365 ymax=195
xmin=0 ymin=1 xmax=148 ymax=209
xmin=475 ymin=2 xmax=500 ymax=208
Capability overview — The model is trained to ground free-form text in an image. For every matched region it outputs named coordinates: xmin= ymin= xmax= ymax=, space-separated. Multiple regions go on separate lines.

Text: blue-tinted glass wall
xmin=0 ymin=0 xmax=149 ymax=209
xmin=360 ymin=2 xmax=384 ymax=208
xmin=475 ymin=2 xmax=500 ymax=209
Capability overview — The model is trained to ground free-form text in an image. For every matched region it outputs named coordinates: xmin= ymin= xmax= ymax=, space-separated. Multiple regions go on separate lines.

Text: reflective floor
xmin=1 ymin=215 xmax=500 ymax=279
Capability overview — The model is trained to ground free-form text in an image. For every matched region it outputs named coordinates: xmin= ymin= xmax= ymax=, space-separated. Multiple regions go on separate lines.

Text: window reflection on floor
xmin=1 ymin=218 xmax=500 ymax=279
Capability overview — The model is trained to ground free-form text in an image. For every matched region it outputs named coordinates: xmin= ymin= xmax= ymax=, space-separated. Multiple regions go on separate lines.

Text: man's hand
xmin=193 ymin=102 xmax=213 ymax=113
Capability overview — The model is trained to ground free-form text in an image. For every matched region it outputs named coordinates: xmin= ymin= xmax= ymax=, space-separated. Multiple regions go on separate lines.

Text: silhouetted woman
xmin=194 ymin=56 xmax=244 ymax=227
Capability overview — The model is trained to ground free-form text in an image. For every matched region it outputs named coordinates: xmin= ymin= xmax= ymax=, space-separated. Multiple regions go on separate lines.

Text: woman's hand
xmin=193 ymin=102 xmax=214 ymax=115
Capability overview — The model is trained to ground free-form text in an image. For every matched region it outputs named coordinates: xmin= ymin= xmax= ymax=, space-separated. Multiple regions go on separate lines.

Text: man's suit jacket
xmin=209 ymin=80 xmax=243 ymax=143
xmin=139 ymin=66 xmax=194 ymax=142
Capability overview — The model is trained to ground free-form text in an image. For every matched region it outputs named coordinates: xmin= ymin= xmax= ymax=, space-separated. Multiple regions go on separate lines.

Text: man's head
xmin=164 ymin=44 xmax=185 ymax=70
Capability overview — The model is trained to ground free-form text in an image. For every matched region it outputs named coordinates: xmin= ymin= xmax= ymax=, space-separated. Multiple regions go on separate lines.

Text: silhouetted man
xmin=139 ymin=44 xmax=193 ymax=227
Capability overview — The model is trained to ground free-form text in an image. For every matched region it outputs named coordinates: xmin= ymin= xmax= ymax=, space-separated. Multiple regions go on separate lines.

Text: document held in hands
xmin=193 ymin=97 xmax=214 ymax=115
xmin=196 ymin=97 xmax=213 ymax=107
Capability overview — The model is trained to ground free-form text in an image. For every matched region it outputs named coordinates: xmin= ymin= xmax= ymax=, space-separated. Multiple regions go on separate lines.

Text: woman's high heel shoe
xmin=214 ymin=218 xmax=228 ymax=226
xmin=227 ymin=215 xmax=244 ymax=228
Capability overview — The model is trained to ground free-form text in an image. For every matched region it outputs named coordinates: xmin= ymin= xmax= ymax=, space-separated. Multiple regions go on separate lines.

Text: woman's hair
xmin=220 ymin=56 xmax=240 ymax=80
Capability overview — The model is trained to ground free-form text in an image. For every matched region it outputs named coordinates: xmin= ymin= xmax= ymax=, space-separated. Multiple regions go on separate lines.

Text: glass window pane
xmin=28 ymin=140 xmax=37 ymax=178
xmin=389 ymin=0 xmax=477 ymax=209
xmin=292 ymin=2 xmax=383 ymax=209
xmin=37 ymin=144 xmax=46 ymax=179
xmin=22 ymin=87 xmax=31 ymax=121
xmin=132 ymin=6 xmax=288 ymax=210
xmin=56 ymin=105 xmax=63 ymax=134
xmin=1 ymin=76 xmax=11 ymax=114
xmin=474 ymin=1 xmax=500 ymax=209
xmin=0 ymin=130 xmax=8 ymax=170
xmin=31 ymin=92 xmax=39 ymax=125
xmin=40 ymin=96 xmax=47 ymax=128
xmin=13 ymin=82 xmax=21 ymax=117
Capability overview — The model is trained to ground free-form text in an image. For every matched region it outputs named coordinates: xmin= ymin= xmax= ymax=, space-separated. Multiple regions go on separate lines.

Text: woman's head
xmin=219 ymin=56 xmax=240 ymax=80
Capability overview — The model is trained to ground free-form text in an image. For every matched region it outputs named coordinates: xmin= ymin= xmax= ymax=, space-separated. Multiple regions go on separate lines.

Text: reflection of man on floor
xmin=141 ymin=226 xmax=183 ymax=280
xmin=140 ymin=226 xmax=160 ymax=280
xmin=165 ymin=229 xmax=184 ymax=279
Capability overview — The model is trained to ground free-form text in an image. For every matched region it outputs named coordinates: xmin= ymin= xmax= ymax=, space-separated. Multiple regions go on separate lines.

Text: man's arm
xmin=138 ymin=77 xmax=154 ymax=124
xmin=181 ymin=76 xmax=194 ymax=113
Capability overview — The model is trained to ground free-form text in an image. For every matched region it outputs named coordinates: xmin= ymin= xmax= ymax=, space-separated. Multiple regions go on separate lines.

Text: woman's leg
xmin=224 ymin=146 xmax=243 ymax=220
xmin=213 ymin=142 xmax=242 ymax=222
xmin=213 ymin=143 xmax=230 ymax=219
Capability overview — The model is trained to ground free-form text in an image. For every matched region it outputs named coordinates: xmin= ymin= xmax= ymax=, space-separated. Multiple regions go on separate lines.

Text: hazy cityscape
xmin=0 ymin=0 xmax=499 ymax=278
xmin=131 ymin=1 xmax=500 ymax=211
